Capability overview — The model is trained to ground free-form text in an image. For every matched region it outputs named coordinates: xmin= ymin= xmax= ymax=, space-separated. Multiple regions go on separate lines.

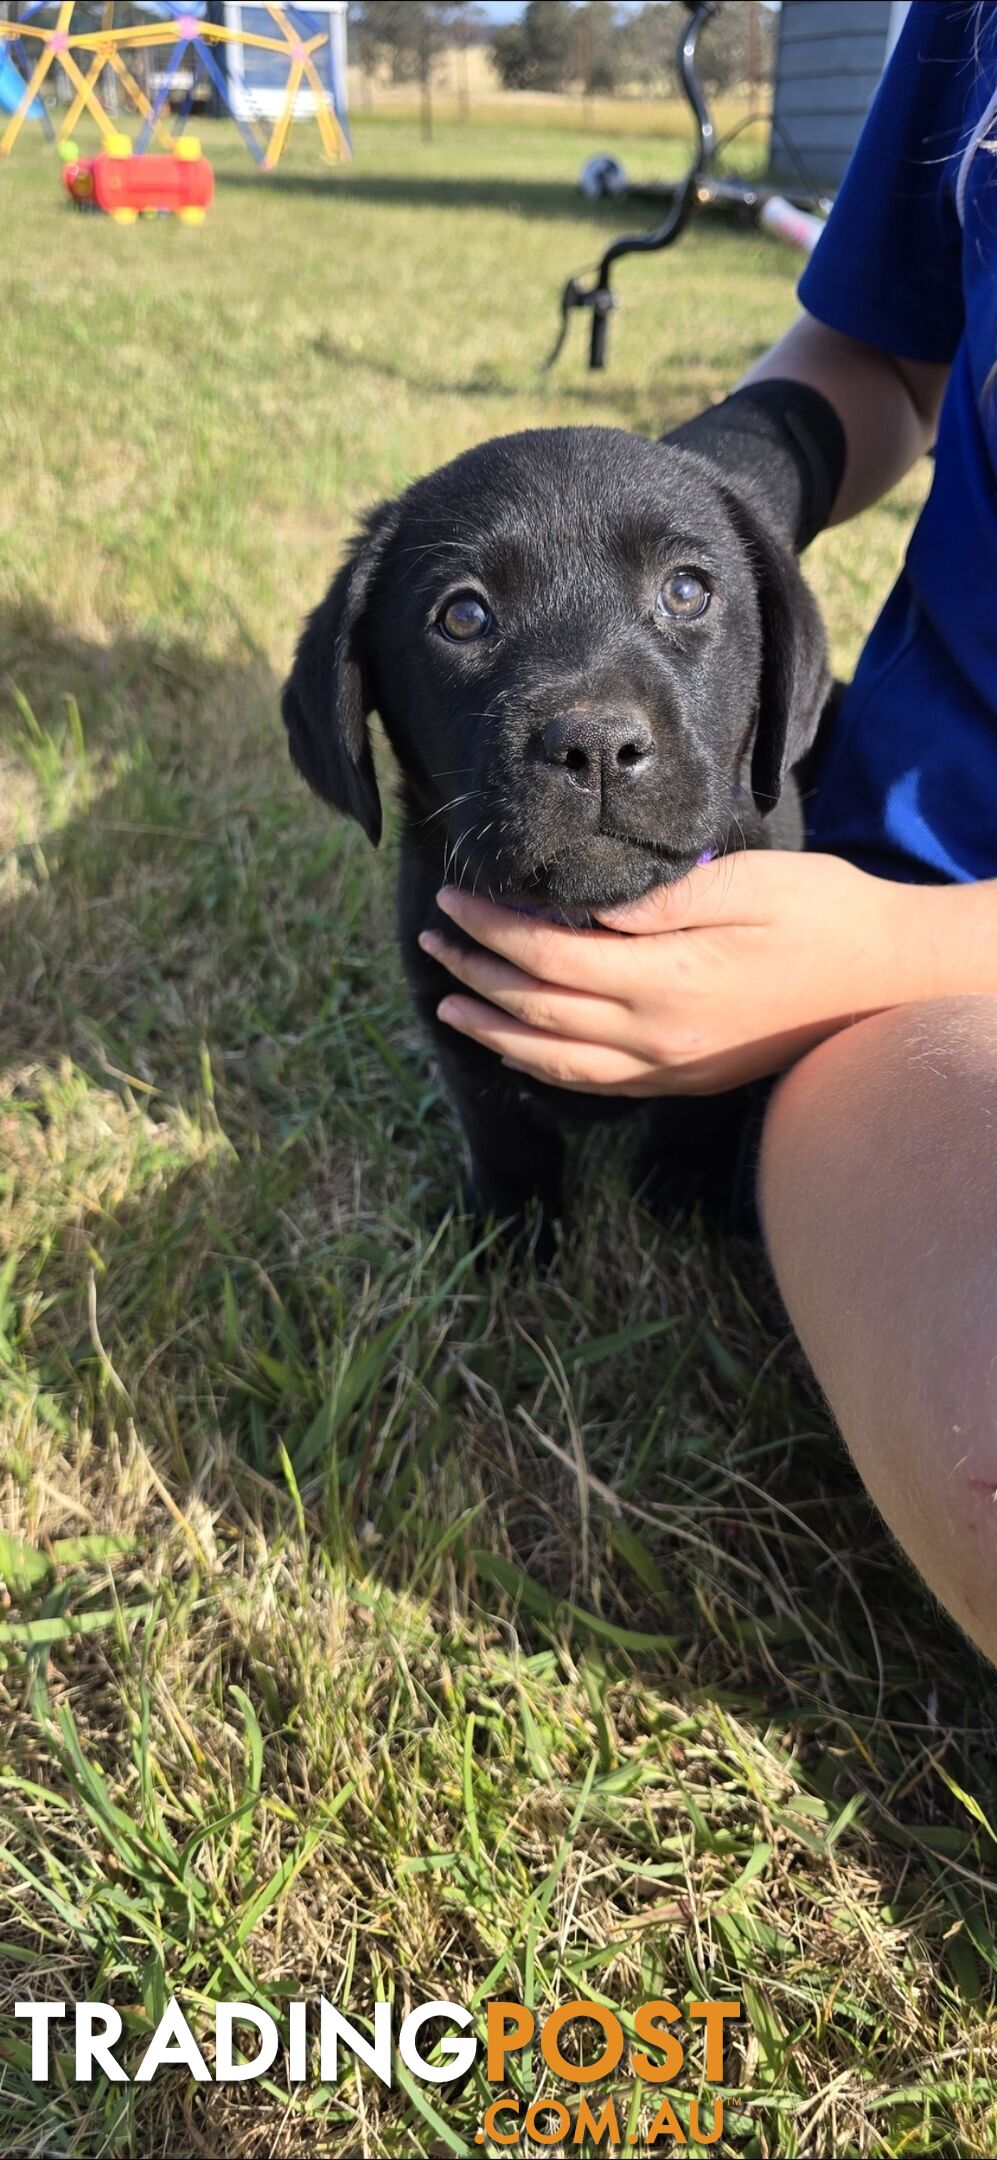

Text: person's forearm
xmin=740 ymin=315 xmax=950 ymax=526
xmin=907 ymin=878 xmax=997 ymax=1001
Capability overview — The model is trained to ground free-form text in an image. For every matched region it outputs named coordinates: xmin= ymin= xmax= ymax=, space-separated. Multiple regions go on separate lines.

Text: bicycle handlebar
xmin=545 ymin=0 xmax=721 ymax=372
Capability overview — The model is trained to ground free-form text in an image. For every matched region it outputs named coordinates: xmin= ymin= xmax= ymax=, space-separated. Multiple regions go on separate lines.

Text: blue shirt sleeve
xmin=798 ymin=0 xmax=972 ymax=363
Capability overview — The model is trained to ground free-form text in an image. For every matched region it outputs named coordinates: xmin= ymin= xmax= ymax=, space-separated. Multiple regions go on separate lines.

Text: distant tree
xmin=613 ymin=1 xmax=682 ymax=92
xmin=450 ymin=1 xmax=483 ymax=120
xmin=697 ymin=1 xmax=774 ymax=94
xmin=348 ymin=1 xmax=470 ymax=135
xmin=579 ymin=2 xmax=625 ymax=95
xmin=490 ymin=0 xmax=577 ymax=93
xmin=347 ymin=2 xmax=460 ymax=88
xmin=348 ymin=0 xmax=382 ymax=82
xmin=599 ymin=0 xmax=775 ymax=100
xmin=487 ymin=0 xmax=772 ymax=103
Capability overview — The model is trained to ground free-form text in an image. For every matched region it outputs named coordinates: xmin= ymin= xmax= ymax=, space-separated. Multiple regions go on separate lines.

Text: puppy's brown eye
xmin=438 ymin=593 xmax=493 ymax=642
xmin=656 ymin=571 xmax=710 ymax=621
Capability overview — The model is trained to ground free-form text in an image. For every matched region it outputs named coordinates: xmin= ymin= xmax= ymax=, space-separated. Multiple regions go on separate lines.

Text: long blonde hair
xmin=955 ymin=3 xmax=997 ymax=405
xmin=956 ymin=1 xmax=997 ymax=224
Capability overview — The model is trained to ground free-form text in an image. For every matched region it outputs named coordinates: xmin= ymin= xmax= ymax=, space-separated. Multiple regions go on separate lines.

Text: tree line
xmin=348 ymin=2 xmax=774 ymax=101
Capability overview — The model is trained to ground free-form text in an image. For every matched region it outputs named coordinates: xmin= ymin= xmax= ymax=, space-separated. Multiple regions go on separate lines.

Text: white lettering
xmin=288 ymin=1999 xmax=308 ymax=2083
xmin=133 ymin=1998 xmax=211 ymax=2083
xmin=399 ymin=2001 xmax=476 ymax=2085
xmin=75 ymin=2003 xmax=127 ymax=2083
xmin=214 ymin=2002 xmax=279 ymax=2082
xmin=319 ymin=1999 xmax=393 ymax=2086
xmin=14 ymin=2002 xmax=66 ymax=2083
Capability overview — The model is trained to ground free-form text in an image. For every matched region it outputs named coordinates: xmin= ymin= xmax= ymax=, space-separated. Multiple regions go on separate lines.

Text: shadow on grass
xmin=3 ymin=598 xmax=997 ymax=2142
xmin=306 ymin=329 xmax=775 ymax=436
xmin=0 ymin=599 xmax=992 ymax=1683
xmin=217 ymin=165 xmax=654 ymax=223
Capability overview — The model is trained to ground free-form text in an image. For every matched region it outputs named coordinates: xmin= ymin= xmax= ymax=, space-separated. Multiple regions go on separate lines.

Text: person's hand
xmin=418 ymin=853 xmax=928 ymax=1096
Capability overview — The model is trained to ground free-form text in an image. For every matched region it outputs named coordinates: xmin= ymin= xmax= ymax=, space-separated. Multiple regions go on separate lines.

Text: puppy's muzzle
xmin=538 ymin=708 xmax=656 ymax=794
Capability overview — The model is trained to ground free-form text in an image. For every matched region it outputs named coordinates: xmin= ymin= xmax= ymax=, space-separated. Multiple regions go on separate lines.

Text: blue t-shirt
xmin=798 ymin=0 xmax=997 ymax=883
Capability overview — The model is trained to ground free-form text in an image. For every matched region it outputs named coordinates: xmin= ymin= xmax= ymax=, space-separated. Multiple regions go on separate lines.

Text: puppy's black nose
xmin=541 ymin=712 xmax=655 ymax=787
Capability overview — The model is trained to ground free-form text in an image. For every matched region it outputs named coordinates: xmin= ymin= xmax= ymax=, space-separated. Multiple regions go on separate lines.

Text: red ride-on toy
xmin=60 ymin=134 xmax=214 ymax=224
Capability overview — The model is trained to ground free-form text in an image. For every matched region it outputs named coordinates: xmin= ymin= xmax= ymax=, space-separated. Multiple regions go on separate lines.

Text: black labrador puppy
xmin=282 ymin=426 xmax=829 ymax=1246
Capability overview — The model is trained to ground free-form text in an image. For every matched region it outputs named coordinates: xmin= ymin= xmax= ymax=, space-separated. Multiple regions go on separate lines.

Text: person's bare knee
xmin=760 ymin=996 xmax=997 ymax=1295
xmin=757 ymin=996 xmax=997 ymax=1659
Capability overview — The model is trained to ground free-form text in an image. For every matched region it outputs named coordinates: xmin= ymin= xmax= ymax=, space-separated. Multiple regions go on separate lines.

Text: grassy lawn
xmin=2 ymin=112 xmax=995 ymax=2159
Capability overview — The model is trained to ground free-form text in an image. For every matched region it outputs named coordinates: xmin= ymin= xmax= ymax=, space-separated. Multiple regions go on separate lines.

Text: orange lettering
xmin=572 ymin=2096 xmax=622 ymax=2146
xmin=688 ymin=2001 xmax=740 ymax=2080
xmin=482 ymin=2097 xmax=520 ymax=2146
xmin=647 ymin=2095 xmax=685 ymax=2144
xmin=540 ymin=2001 xmax=624 ymax=2086
xmin=486 ymin=2000 xmax=535 ymax=2083
xmin=690 ymin=2096 xmax=724 ymax=2143
xmin=631 ymin=1999 xmax=684 ymax=2084
xmin=525 ymin=2098 xmax=570 ymax=2144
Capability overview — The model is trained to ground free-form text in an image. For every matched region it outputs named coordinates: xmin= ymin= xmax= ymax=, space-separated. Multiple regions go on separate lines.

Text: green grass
xmin=1 ymin=113 xmax=995 ymax=2160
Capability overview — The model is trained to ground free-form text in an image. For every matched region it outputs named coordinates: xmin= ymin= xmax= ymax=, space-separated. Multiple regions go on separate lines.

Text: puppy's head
xmin=282 ymin=428 xmax=829 ymax=910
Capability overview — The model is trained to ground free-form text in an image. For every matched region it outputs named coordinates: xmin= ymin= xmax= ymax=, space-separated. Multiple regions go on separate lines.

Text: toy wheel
xmin=178 ymin=207 xmax=206 ymax=225
xmin=111 ymin=207 xmax=138 ymax=224
xmin=579 ymin=153 xmax=628 ymax=199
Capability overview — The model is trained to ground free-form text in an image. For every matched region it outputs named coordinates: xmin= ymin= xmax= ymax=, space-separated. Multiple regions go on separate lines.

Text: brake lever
xmin=541 ymin=275 xmax=616 ymax=374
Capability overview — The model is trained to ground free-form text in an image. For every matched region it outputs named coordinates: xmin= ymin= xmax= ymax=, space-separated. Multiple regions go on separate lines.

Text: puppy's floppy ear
xmin=281 ymin=500 xmax=401 ymax=845
xmin=719 ymin=484 xmax=831 ymax=815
